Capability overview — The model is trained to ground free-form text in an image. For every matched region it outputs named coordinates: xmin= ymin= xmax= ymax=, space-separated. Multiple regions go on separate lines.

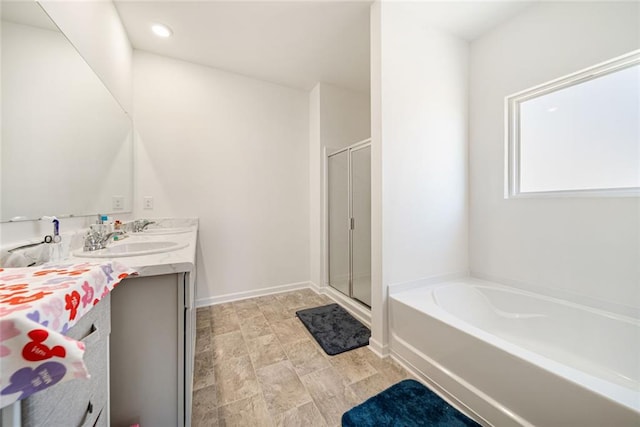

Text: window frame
xmin=504 ymin=50 xmax=640 ymax=199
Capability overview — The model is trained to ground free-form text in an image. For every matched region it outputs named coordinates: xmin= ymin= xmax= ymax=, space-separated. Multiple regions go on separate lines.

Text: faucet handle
xmin=100 ymin=230 xmax=126 ymax=245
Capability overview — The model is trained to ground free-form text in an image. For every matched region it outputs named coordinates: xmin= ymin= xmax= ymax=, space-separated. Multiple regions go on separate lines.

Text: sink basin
xmin=142 ymin=227 xmax=191 ymax=235
xmin=74 ymin=241 xmax=188 ymax=258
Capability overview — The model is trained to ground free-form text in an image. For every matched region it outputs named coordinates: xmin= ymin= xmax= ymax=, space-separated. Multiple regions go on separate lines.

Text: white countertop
xmin=68 ymin=218 xmax=198 ymax=277
xmin=0 ymin=218 xmax=199 ymax=414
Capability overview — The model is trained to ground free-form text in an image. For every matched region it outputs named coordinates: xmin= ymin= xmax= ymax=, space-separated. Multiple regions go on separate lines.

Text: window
xmin=505 ymin=50 xmax=640 ymax=197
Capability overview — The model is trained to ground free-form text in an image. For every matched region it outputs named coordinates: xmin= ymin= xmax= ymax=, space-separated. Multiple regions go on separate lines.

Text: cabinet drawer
xmin=82 ymin=330 xmax=108 ymax=425
xmin=65 ymin=295 xmax=111 ymax=343
xmin=22 ymin=329 xmax=109 ymax=427
xmin=21 ymin=296 xmax=110 ymax=427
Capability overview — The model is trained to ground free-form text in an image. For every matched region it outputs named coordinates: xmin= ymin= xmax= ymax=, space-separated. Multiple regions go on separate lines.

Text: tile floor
xmin=191 ymin=288 xmax=412 ymax=426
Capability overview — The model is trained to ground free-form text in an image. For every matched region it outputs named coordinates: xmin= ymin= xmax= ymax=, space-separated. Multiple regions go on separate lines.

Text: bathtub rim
xmin=389 ymin=277 xmax=640 ymax=414
xmin=433 ymin=280 xmax=640 ymax=327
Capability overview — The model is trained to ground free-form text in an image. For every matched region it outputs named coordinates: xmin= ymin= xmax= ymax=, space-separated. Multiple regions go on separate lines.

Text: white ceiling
xmin=397 ymin=1 xmax=533 ymax=41
xmin=1 ymin=1 xmax=59 ymax=31
xmin=114 ymin=1 xmax=372 ymax=92
xmin=114 ymin=1 xmax=533 ymax=93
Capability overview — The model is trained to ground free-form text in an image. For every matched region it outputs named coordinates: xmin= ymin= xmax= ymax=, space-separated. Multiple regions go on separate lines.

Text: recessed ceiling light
xmin=151 ymin=23 xmax=172 ymax=38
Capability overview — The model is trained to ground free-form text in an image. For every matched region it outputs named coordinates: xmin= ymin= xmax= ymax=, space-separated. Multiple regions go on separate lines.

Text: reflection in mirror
xmin=1 ymin=1 xmax=133 ymax=222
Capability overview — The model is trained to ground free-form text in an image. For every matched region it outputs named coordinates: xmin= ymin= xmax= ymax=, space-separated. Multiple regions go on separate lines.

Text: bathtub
xmin=389 ymin=277 xmax=640 ymax=426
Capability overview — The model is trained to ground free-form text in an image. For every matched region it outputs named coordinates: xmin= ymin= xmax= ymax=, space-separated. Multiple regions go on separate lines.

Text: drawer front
xmin=82 ymin=332 xmax=108 ymax=426
xmin=65 ymin=295 xmax=111 ymax=342
xmin=22 ymin=332 xmax=109 ymax=427
xmin=21 ymin=296 xmax=110 ymax=427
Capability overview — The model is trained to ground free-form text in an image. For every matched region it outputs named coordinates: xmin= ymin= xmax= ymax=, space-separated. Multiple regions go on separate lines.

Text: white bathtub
xmin=389 ymin=277 xmax=640 ymax=426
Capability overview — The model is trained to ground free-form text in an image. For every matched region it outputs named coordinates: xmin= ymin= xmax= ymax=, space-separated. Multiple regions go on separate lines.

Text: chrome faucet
xmin=83 ymin=230 xmax=126 ymax=252
xmin=131 ymin=219 xmax=156 ymax=233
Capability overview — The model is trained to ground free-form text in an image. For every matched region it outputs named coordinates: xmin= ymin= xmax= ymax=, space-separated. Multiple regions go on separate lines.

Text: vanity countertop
xmin=68 ymin=218 xmax=199 ymax=277
xmin=0 ymin=218 xmax=198 ymax=409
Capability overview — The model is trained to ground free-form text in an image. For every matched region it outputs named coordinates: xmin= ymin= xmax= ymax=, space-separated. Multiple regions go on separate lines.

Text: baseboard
xmin=307 ymin=281 xmax=321 ymax=293
xmin=195 ymin=281 xmax=312 ymax=307
xmin=367 ymin=337 xmax=389 ymax=357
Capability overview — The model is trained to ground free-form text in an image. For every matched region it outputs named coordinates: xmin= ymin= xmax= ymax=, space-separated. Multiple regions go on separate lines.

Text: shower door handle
xmin=350 ymin=217 xmax=355 ymax=230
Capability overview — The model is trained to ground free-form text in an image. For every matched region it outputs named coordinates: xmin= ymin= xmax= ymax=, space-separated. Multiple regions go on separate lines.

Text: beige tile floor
xmin=191 ymin=289 xmax=412 ymax=427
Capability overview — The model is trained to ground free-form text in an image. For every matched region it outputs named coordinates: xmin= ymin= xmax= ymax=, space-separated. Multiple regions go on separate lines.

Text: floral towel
xmin=0 ymin=261 xmax=136 ymax=408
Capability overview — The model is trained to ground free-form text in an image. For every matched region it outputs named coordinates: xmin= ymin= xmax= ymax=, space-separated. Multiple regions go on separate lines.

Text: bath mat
xmin=295 ymin=303 xmax=370 ymax=355
xmin=342 ymin=379 xmax=480 ymax=427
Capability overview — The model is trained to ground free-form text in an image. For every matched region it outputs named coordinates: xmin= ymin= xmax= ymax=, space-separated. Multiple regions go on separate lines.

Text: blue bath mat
xmin=342 ymin=379 xmax=480 ymax=427
xmin=296 ymin=303 xmax=370 ymax=355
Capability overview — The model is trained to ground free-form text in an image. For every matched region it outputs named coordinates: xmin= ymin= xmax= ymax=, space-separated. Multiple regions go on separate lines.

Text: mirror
xmin=1 ymin=2 xmax=133 ymax=222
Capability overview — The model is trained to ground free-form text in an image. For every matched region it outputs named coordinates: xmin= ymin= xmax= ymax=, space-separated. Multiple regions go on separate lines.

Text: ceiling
xmin=114 ymin=1 xmax=533 ymax=93
xmin=114 ymin=1 xmax=372 ymax=92
xmin=1 ymin=1 xmax=59 ymax=31
xmin=397 ymin=1 xmax=533 ymax=41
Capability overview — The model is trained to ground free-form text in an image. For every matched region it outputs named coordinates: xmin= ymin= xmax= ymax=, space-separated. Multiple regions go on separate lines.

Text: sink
xmin=73 ymin=241 xmax=189 ymax=258
xmin=142 ymin=227 xmax=191 ymax=235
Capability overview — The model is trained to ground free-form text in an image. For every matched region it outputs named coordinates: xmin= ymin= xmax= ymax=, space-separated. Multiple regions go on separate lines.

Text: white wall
xmin=371 ymin=2 xmax=470 ymax=352
xmin=309 ymin=86 xmax=322 ymax=288
xmin=320 ymin=83 xmax=371 ymax=153
xmin=469 ymin=2 xmax=640 ymax=313
xmin=133 ymin=51 xmax=310 ymax=304
xmin=39 ymin=0 xmax=133 ymax=113
xmin=309 ymin=83 xmax=370 ymax=288
xmin=370 ymin=2 xmax=384 ymax=353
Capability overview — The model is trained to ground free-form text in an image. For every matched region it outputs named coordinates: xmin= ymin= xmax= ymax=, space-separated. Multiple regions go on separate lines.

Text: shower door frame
xmin=326 ymin=138 xmax=371 ymax=307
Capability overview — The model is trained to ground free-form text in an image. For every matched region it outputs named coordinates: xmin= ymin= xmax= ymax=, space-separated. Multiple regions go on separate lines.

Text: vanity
xmin=100 ymin=220 xmax=198 ymax=427
xmin=1 ymin=3 xmax=197 ymax=425
xmin=0 ymin=2 xmax=197 ymax=424
xmin=0 ymin=219 xmax=198 ymax=427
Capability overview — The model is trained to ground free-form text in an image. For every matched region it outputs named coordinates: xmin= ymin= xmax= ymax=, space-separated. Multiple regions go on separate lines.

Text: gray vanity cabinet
xmin=19 ymin=295 xmax=111 ymax=427
xmin=109 ymin=273 xmax=193 ymax=427
xmin=1 ymin=270 xmax=194 ymax=427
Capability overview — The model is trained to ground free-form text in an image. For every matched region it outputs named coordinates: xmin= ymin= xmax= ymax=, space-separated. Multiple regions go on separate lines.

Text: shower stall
xmin=327 ymin=139 xmax=371 ymax=307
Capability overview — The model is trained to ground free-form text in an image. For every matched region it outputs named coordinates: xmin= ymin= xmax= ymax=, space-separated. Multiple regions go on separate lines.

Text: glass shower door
xmin=350 ymin=146 xmax=371 ymax=306
xmin=328 ymin=151 xmax=350 ymax=296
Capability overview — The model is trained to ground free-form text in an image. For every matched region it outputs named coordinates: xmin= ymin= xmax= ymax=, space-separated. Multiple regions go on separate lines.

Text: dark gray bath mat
xmin=296 ymin=303 xmax=370 ymax=355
